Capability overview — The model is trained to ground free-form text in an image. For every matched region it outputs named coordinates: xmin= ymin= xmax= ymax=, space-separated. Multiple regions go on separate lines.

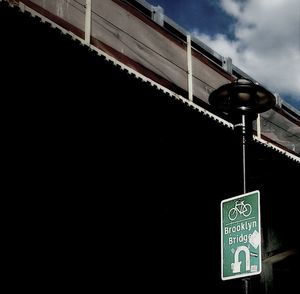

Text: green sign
xmin=221 ymin=190 xmax=261 ymax=280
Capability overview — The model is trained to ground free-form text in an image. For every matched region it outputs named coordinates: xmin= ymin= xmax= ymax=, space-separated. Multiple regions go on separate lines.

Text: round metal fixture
xmin=208 ymin=78 xmax=276 ymax=194
xmin=209 ymin=79 xmax=276 ymax=117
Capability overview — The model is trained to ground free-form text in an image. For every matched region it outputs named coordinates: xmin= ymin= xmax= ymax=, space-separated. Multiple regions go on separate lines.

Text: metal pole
xmin=242 ymin=114 xmax=246 ymax=194
xmin=243 ymin=278 xmax=249 ymax=294
xmin=242 ymin=115 xmax=249 ymax=293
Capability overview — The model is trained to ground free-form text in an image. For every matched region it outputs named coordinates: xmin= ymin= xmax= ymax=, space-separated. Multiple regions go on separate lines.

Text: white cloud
xmin=193 ymin=0 xmax=300 ymax=100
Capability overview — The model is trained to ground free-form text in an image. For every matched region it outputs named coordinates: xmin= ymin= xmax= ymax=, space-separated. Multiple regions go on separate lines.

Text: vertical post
xmin=242 ymin=114 xmax=247 ymax=194
xmin=151 ymin=5 xmax=164 ymax=26
xmin=222 ymin=57 xmax=233 ymax=74
xmin=243 ymin=278 xmax=249 ymax=294
xmin=85 ymin=0 xmax=92 ymax=45
xmin=187 ymin=35 xmax=193 ymax=101
xmin=256 ymin=113 xmax=261 ymax=139
xmin=242 ymin=114 xmax=249 ymax=293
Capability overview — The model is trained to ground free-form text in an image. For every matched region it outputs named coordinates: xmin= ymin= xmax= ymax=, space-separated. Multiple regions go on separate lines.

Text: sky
xmin=147 ymin=0 xmax=300 ymax=111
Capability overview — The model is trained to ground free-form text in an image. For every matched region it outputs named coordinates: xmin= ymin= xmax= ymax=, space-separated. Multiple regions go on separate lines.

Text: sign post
xmin=221 ymin=190 xmax=261 ymax=280
xmin=209 ymin=80 xmax=274 ymax=291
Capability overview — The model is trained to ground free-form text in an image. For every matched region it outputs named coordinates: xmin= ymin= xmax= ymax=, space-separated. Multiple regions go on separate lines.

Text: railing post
xmin=256 ymin=113 xmax=261 ymax=139
xmin=85 ymin=0 xmax=92 ymax=45
xmin=187 ymin=35 xmax=193 ymax=101
xmin=222 ymin=56 xmax=232 ymax=74
xmin=151 ymin=5 xmax=164 ymax=26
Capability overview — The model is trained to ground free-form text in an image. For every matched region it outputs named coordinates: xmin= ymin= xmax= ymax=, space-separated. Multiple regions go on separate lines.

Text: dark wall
xmin=1 ymin=2 xmax=299 ymax=293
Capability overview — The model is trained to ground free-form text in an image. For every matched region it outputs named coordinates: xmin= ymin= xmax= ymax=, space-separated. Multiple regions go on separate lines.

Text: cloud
xmin=193 ymin=0 xmax=300 ymax=101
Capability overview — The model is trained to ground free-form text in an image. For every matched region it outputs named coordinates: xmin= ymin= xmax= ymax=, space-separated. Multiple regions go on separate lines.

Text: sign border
xmin=221 ymin=190 xmax=261 ymax=280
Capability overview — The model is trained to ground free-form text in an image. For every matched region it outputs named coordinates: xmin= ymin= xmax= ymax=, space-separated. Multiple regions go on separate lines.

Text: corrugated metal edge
xmin=253 ymin=136 xmax=300 ymax=163
xmin=10 ymin=0 xmax=300 ymax=163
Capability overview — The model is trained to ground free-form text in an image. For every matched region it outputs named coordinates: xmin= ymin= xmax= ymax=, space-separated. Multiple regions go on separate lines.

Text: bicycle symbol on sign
xmin=228 ymin=200 xmax=252 ymax=221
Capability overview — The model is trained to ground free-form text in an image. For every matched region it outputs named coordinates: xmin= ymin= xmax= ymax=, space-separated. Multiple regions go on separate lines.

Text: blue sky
xmin=148 ymin=0 xmax=235 ymax=37
xmin=147 ymin=0 xmax=300 ymax=111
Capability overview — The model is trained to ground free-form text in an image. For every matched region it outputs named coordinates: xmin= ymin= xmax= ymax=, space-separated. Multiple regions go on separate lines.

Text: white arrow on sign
xmin=231 ymin=246 xmax=250 ymax=273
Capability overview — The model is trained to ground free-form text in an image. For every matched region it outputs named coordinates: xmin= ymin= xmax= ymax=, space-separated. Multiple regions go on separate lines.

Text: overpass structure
xmin=4 ymin=0 xmax=299 ymax=161
xmin=1 ymin=1 xmax=299 ymax=293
